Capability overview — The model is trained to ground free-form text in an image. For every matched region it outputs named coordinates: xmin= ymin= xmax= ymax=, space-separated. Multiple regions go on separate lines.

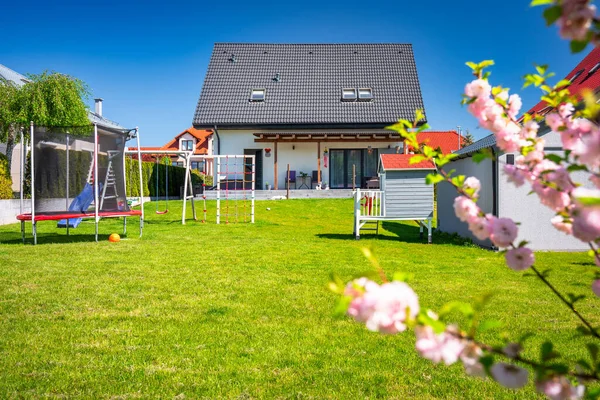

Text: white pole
xmin=251 ymin=155 xmax=255 ymax=224
xmin=20 ymin=127 xmax=24 ymax=243
xmin=216 ymin=157 xmax=221 ymax=224
xmin=182 ymin=153 xmax=190 ymax=225
xmin=30 ymin=122 xmax=35 ymax=244
xmin=93 ymin=123 xmax=99 ymax=241
xmin=135 ymin=127 xmax=144 ymax=237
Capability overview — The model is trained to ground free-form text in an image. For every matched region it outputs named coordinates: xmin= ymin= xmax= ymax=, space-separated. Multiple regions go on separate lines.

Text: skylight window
xmin=250 ymin=88 xmax=266 ymax=102
xmin=358 ymin=88 xmax=374 ymax=101
xmin=569 ymin=69 xmax=584 ymax=83
xmin=341 ymin=88 xmax=357 ymax=101
xmin=589 ymin=62 xmax=600 ymax=75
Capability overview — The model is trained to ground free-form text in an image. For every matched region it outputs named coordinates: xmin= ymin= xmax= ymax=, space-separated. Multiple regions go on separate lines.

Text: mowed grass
xmin=0 ymin=198 xmax=598 ymax=399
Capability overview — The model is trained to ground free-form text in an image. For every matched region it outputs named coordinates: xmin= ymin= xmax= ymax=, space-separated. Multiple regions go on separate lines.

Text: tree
xmin=461 ymin=129 xmax=475 ymax=148
xmin=0 ymin=71 xmax=91 ymax=184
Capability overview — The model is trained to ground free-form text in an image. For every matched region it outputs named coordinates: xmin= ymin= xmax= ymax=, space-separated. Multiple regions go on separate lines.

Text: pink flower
xmin=468 ymin=215 xmax=493 ymax=241
xmin=589 ymin=175 xmax=600 ymax=189
xmin=504 ymin=164 xmax=526 ymax=187
xmin=573 ymin=128 xmax=600 ymax=169
xmin=532 ymin=181 xmax=571 ymax=212
xmin=491 ymin=363 xmax=529 ymax=389
xmin=520 ymin=120 xmax=540 ymax=140
xmin=558 ymin=103 xmax=575 ymax=119
xmin=558 ymin=0 xmax=596 ymax=41
xmin=572 ymin=206 xmax=600 ymax=242
xmin=463 ymin=177 xmax=481 ymax=198
xmin=353 ymin=281 xmax=420 ymax=334
xmin=551 ymin=215 xmax=573 ymax=235
xmin=465 ymin=79 xmax=492 ymax=99
xmin=546 ymin=113 xmax=566 ymax=132
xmin=507 ymin=94 xmax=522 ymax=119
xmin=592 ymin=280 xmax=600 ymax=297
xmin=461 ymin=343 xmax=486 ymax=377
xmin=415 ymin=325 xmax=465 ymax=365
xmin=454 ymin=196 xmax=479 ymax=222
xmin=505 ymin=247 xmax=535 ymax=271
xmin=345 ymin=278 xmax=380 ymax=322
xmin=535 ymin=376 xmax=585 ymax=400
xmin=489 ymin=217 xmax=518 ymax=248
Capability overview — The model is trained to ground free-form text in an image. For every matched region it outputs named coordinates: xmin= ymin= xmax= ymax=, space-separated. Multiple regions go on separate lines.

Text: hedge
xmin=125 ymin=158 xmax=213 ymax=198
xmin=0 ymin=153 xmax=12 ymax=199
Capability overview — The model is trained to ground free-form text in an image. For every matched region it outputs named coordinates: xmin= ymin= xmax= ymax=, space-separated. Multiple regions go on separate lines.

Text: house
xmin=407 ymin=130 xmax=464 ymax=154
xmin=436 ymin=47 xmax=600 ymax=251
xmin=128 ymin=127 xmax=214 ymax=174
xmin=192 ymin=43 xmax=427 ymax=190
xmin=0 ymin=63 xmax=127 ymax=192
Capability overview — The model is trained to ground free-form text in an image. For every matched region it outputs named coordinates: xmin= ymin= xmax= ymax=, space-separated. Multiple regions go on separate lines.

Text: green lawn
xmin=0 ymin=199 xmax=598 ymax=399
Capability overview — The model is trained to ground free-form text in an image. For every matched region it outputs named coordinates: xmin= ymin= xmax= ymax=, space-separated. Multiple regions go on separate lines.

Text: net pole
xmin=30 ymin=122 xmax=36 ymax=245
xmin=165 ymin=155 xmax=169 ymax=210
xmin=251 ymin=155 xmax=255 ymax=224
xmin=202 ymin=166 xmax=207 ymax=223
xmin=94 ymin=123 xmax=99 ymax=242
xmin=234 ymin=156 xmax=238 ymax=223
xmin=243 ymin=155 xmax=247 ymax=223
xmin=225 ymin=155 xmax=229 ymax=224
xmin=135 ymin=127 xmax=144 ymax=237
xmin=66 ymin=134 xmax=70 ymax=236
xmin=216 ymin=157 xmax=221 ymax=224
xmin=19 ymin=127 xmax=24 ymax=243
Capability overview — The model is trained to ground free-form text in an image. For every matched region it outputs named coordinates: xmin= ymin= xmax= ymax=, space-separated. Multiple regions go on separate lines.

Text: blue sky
xmin=0 ymin=0 xmax=590 ymax=145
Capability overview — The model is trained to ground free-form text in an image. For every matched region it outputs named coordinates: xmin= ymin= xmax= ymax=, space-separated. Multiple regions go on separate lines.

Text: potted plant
xmin=323 ymin=181 xmax=329 ymax=190
xmin=265 ymin=182 xmax=271 ymax=190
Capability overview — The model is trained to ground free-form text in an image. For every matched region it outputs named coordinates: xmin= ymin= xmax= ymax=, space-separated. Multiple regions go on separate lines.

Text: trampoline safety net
xmin=32 ymin=126 xmax=130 ymax=215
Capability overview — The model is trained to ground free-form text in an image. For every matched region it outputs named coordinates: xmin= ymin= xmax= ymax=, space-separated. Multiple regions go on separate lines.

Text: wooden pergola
xmin=253 ymin=131 xmax=403 ymax=189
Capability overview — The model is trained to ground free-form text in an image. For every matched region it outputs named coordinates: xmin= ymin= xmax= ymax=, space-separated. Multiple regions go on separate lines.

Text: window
xmin=250 ymin=88 xmax=266 ymax=101
xmin=181 ymin=140 xmax=194 ymax=151
xmin=590 ymin=63 xmax=600 ymax=75
xmin=506 ymin=154 xmax=515 ymax=165
xmin=172 ymin=161 xmax=184 ymax=167
xmin=569 ymin=69 xmax=584 ymax=83
xmin=358 ymin=88 xmax=373 ymax=101
xmin=341 ymin=88 xmax=357 ymax=101
xmin=191 ymin=161 xmax=204 ymax=171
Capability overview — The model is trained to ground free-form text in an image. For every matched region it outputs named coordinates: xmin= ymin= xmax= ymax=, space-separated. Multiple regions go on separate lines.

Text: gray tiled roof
xmin=1 ymin=63 xmax=125 ymax=130
xmin=193 ymin=43 xmax=426 ymax=128
xmin=453 ymin=134 xmax=497 ymax=156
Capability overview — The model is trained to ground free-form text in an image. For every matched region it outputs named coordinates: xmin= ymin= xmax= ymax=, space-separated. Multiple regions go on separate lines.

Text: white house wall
xmin=437 ymin=157 xmax=494 ymax=247
xmin=498 ymin=130 xmax=591 ymax=251
xmin=217 ymin=129 xmax=402 ymax=189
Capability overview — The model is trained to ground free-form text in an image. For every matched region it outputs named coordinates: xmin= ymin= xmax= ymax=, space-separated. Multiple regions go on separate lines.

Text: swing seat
xmin=155 ymin=210 xmax=169 ymax=215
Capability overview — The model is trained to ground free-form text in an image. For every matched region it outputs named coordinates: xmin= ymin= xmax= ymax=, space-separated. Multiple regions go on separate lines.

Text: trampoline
xmin=17 ymin=123 xmax=145 ymax=244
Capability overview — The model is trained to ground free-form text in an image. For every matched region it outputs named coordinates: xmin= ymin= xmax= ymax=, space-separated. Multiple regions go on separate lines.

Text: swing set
xmin=154 ymin=155 xmax=169 ymax=215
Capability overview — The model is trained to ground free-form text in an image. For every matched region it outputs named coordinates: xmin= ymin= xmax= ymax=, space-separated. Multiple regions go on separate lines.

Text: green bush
xmin=0 ymin=153 xmax=13 ymax=199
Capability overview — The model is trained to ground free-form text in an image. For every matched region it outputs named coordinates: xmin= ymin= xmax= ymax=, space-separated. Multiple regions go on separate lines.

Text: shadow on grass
xmin=317 ymin=221 xmax=479 ymax=247
xmin=0 ymin=231 xmax=117 ymax=245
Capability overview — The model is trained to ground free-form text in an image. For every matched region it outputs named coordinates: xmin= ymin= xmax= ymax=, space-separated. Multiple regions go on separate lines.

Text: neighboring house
xmin=192 ymin=43 xmax=428 ymax=190
xmin=0 ymin=64 xmax=127 ymax=192
xmin=436 ymin=47 xmax=600 ymax=251
xmin=408 ymin=130 xmax=464 ymax=154
xmin=129 ymin=127 xmax=214 ymax=174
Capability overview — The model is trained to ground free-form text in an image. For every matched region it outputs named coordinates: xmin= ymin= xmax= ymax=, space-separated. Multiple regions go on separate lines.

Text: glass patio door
xmin=347 ymin=149 xmax=362 ymax=189
xmin=329 ymin=149 xmax=373 ymax=189
xmin=330 ymin=150 xmax=345 ymax=188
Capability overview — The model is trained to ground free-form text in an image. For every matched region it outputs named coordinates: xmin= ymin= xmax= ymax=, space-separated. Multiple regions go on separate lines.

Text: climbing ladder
xmin=100 ymin=152 xmax=119 ymax=210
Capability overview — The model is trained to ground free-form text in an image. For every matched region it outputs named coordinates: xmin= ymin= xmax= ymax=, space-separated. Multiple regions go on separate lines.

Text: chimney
xmin=94 ymin=98 xmax=103 ymax=116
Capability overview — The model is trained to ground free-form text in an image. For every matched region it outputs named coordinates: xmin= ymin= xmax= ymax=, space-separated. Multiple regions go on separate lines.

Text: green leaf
xmin=392 ymin=271 xmax=414 ymax=282
xmin=574 ymin=195 xmax=600 ymax=206
xmin=439 ymin=301 xmax=475 ymax=319
xmin=530 ymin=0 xmax=554 ymax=5
xmin=567 ymin=164 xmax=589 ymax=172
xmin=570 ymin=39 xmax=589 ymax=53
xmin=333 ymin=296 xmax=352 ymax=316
xmin=418 ymin=310 xmax=446 ymax=334
xmin=472 ymin=148 xmax=493 ymax=163
xmin=409 ymin=154 xmax=427 ymax=164
xmin=544 ymin=153 xmax=563 ymax=163
xmin=543 ymin=5 xmax=562 ymax=26
xmin=465 ymin=61 xmax=478 ymax=71
xmin=425 ymin=173 xmax=444 ymax=185
xmin=479 ymin=319 xmax=503 ymax=332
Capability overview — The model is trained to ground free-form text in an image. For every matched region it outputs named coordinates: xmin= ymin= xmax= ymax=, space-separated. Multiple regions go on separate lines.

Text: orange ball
xmin=108 ymin=233 xmax=121 ymax=243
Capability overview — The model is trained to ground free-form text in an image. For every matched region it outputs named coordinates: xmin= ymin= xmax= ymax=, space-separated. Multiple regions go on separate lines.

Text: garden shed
xmin=353 ymin=154 xmax=436 ymax=242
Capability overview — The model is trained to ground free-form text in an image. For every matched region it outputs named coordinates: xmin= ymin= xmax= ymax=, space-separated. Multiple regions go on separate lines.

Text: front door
xmin=329 ymin=149 xmax=378 ymax=189
xmin=244 ymin=149 xmax=263 ymax=190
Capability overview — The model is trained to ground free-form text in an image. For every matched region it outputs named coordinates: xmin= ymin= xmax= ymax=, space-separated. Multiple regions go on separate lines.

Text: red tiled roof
xmin=526 ymin=47 xmax=600 ymax=116
xmin=380 ymin=154 xmax=436 ymax=170
xmin=161 ymin=127 xmax=212 ymax=155
xmin=128 ymin=146 xmax=161 ymax=151
xmin=408 ymin=131 xmax=464 ymax=154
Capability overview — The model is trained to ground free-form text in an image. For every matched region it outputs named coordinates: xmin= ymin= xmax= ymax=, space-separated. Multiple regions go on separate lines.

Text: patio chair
xmin=287 ymin=170 xmax=296 ymax=189
xmin=312 ymin=170 xmax=320 ymax=189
